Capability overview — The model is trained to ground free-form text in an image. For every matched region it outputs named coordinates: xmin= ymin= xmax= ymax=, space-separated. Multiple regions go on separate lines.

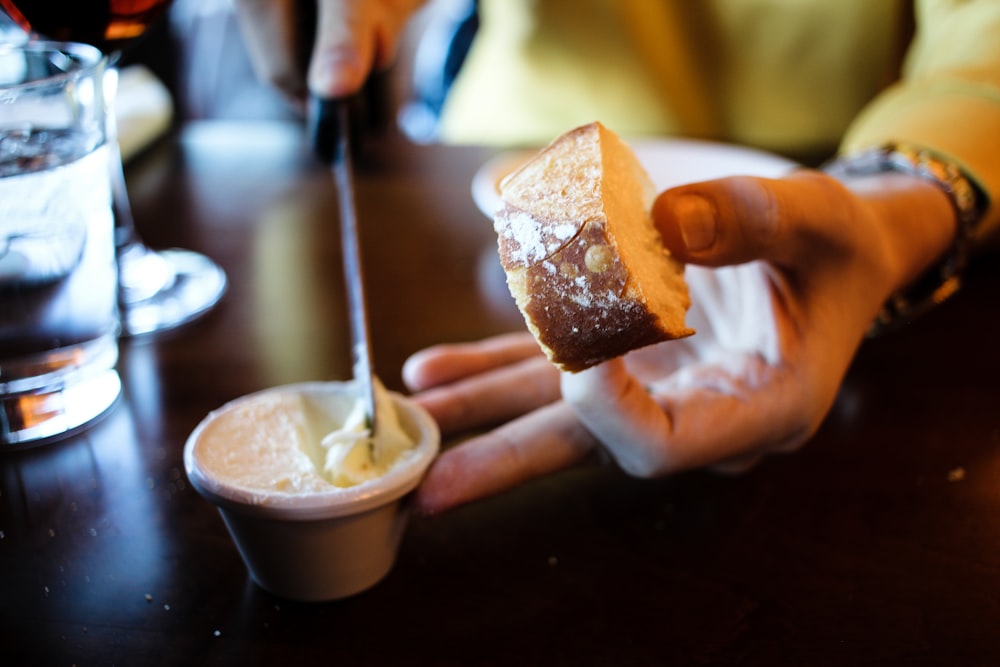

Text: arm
xmin=841 ymin=0 xmax=999 ymax=239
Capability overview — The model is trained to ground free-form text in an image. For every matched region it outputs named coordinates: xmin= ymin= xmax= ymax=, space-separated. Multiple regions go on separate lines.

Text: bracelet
xmin=824 ymin=142 xmax=985 ymax=336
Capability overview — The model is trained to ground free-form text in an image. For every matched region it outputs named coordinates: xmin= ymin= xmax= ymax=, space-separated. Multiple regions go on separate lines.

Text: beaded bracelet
xmin=824 ymin=143 xmax=985 ymax=336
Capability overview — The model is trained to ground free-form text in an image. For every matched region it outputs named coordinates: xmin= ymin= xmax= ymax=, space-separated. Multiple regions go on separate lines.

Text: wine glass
xmin=0 ymin=0 xmax=226 ymax=337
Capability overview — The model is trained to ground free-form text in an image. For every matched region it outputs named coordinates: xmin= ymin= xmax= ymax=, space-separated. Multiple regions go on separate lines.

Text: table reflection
xmin=0 ymin=398 xmax=169 ymax=627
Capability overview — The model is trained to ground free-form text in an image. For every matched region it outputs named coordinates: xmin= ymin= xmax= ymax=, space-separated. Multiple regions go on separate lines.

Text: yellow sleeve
xmin=841 ymin=0 xmax=1000 ymax=241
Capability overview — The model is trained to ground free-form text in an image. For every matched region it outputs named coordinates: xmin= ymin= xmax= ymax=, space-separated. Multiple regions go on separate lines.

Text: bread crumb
xmin=947 ymin=467 xmax=966 ymax=482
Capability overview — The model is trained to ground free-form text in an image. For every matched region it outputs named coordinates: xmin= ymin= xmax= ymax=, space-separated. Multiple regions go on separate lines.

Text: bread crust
xmin=494 ymin=122 xmax=693 ymax=372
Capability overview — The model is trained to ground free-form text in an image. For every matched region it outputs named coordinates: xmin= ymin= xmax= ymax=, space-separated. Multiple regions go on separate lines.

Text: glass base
xmin=120 ymin=247 xmax=227 ymax=337
xmin=1 ymin=368 xmax=121 ymax=447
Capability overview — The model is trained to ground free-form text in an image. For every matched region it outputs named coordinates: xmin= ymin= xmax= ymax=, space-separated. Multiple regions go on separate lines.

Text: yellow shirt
xmin=440 ymin=0 xmax=999 ymax=237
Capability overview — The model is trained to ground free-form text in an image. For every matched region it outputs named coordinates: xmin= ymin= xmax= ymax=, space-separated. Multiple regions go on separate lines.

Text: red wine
xmin=0 ymin=0 xmax=171 ymax=52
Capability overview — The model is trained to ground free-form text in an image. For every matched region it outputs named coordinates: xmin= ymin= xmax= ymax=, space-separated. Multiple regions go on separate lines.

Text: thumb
xmin=652 ymin=170 xmax=833 ymax=268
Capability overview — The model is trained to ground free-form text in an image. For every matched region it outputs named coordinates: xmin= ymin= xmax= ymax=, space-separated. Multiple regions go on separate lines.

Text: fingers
xmin=412 ymin=402 xmax=596 ymax=515
xmin=403 ymin=332 xmax=544 ymax=390
xmin=309 ymin=0 xmax=371 ymax=97
xmin=309 ymin=0 xmax=423 ymax=97
xmin=652 ymin=170 xmax=850 ymax=269
xmin=404 ymin=333 xmax=582 ymax=515
xmin=236 ymin=1 xmax=422 ymax=101
xmin=410 ymin=355 xmax=560 ymax=435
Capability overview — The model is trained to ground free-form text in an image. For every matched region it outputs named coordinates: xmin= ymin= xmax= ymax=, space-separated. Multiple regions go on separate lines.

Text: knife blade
xmin=308 ymin=96 xmax=377 ymax=434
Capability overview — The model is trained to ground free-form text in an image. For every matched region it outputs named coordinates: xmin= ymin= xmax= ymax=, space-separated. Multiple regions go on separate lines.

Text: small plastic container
xmin=184 ymin=382 xmax=439 ymax=602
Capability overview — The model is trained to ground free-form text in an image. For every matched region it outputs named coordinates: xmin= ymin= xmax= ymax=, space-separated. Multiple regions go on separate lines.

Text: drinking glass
xmin=0 ymin=40 xmax=121 ymax=445
xmin=0 ymin=1 xmax=226 ymax=337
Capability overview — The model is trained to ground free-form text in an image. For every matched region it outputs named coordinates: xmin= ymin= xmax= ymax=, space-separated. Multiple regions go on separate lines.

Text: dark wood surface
xmin=3 ymin=121 xmax=1000 ymax=666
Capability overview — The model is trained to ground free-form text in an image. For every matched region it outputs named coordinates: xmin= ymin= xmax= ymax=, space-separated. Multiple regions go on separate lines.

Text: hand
xmin=233 ymin=0 xmax=424 ymax=108
xmin=404 ymin=169 xmax=957 ymax=515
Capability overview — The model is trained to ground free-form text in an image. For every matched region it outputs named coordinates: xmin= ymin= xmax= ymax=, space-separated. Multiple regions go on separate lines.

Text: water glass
xmin=0 ymin=41 xmax=120 ymax=446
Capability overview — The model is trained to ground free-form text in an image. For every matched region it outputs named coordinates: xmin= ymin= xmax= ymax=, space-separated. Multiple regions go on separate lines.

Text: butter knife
xmin=308 ymin=96 xmax=377 ymax=433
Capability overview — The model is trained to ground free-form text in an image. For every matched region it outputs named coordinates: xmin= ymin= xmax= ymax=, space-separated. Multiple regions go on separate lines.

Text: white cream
xmin=191 ymin=380 xmax=417 ymax=495
xmin=319 ymin=380 xmax=415 ymax=487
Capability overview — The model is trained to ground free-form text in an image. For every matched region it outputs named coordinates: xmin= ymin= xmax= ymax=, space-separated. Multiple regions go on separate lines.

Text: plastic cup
xmin=184 ymin=381 xmax=439 ymax=602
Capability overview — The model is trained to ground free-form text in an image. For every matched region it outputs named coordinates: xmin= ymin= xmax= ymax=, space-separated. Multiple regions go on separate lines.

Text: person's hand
xmin=404 ymin=169 xmax=957 ymax=515
xmin=233 ymin=0 xmax=424 ymax=109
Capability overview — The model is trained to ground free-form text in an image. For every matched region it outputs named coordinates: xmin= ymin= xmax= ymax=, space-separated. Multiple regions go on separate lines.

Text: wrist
xmin=825 ymin=143 xmax=986 ymax=335
xmin=841 ymin=171 xmax=955 ymax=289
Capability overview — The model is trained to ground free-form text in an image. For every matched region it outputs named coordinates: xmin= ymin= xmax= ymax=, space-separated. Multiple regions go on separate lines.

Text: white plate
xmin=470 ymin=138 xmax=798 ymax=218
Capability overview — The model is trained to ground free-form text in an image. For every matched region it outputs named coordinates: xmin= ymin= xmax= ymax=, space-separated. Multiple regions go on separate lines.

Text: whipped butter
xmin=191 ymin=380 xmax=417 ymax=496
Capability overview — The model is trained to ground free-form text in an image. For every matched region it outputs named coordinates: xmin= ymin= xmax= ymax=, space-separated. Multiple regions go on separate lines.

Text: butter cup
xmin=183 ymin=382 xmax=439 ymax=602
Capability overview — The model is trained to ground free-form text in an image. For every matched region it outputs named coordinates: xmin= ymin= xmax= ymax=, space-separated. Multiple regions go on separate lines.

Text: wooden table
xmin=3 ymin=121 xmax=1000 ymax=665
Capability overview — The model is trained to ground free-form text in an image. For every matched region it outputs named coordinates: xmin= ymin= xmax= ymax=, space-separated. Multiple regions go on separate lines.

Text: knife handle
xmin=307 ymin=70 xmax=394 ymax=164
xmin=308 ymin=95 xmax=351 ymax=165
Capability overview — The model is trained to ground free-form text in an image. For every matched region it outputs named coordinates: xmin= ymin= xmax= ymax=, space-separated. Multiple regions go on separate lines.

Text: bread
xmin=493 ymin=121 xmax=694 ymax=372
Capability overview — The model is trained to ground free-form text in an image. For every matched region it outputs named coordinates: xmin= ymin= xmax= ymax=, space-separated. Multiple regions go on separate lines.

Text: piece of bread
xmin=494 ymin=121 xmax=694 ymax=372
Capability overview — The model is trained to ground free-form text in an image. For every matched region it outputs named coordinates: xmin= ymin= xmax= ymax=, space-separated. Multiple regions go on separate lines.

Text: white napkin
xmin=115 ymin=64 xmax=174 ymax=162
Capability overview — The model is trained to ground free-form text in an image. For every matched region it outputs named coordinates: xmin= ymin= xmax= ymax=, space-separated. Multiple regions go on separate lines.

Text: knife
xmin=308 ymin=96 xmax=378 ymax=434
